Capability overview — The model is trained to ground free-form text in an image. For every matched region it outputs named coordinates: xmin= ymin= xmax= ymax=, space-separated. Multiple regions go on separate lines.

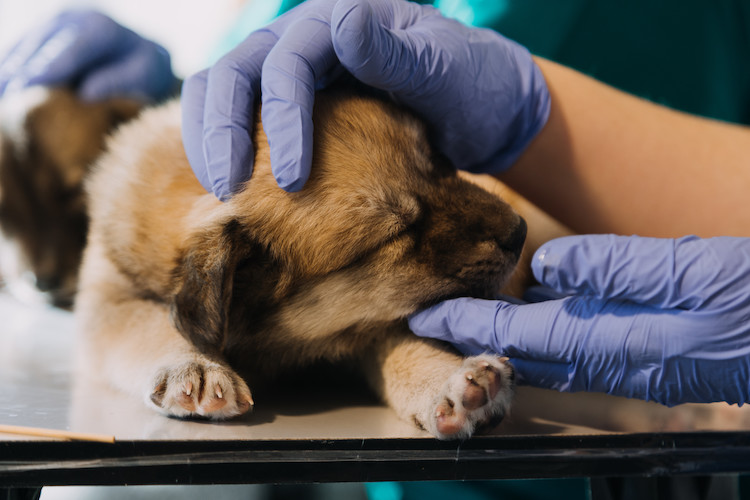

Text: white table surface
xmin=4 ymin=289 xmax=750 ymax=443
xmin=5 ymin=291 xmax=750 ymax=488
xmin=0 ymin=291 xmax=428 ymax=441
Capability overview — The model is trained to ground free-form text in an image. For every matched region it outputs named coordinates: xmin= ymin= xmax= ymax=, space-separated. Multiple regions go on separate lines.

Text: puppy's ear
xmin=170 ymin=219 xmax=253 ymax=355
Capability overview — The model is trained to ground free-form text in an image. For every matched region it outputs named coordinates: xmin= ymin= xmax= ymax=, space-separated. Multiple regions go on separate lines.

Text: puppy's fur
xmin=5 ymin=86 xmax=750 ymax=440
xmin=0 ymin=88 xmax=140 ymax=307
xmin=68 ymin=83 xmax=545 ymax=440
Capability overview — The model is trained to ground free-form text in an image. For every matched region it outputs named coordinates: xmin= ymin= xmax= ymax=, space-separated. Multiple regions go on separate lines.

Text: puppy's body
xmin=6 ymin=87 xmax=746 ymax=440
xmin=76 ymin=86 xmax=528 ymax=439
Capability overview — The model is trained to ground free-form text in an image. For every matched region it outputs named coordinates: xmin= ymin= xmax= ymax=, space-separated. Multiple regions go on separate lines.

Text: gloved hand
xmin=409 ymin=234 xmax=750 ymax=406
xmin=181 ymin=0 xmax=550 ymax=201
xmin=0 ymin=9 xmax=175 ymax=102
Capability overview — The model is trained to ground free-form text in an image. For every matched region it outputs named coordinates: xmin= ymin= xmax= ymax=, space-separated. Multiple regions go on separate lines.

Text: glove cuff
xmin=496 ymin=57 xmax=551 ymax=171
xmin=471 ymin=51 xmax=551 ymax=174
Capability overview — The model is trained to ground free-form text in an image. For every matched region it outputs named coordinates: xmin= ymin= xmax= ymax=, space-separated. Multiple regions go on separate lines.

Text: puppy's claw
xmin=238 ymin=395 xmax=254 ymax=414
xmin=148 ymin=361 xmax=253 ymax=420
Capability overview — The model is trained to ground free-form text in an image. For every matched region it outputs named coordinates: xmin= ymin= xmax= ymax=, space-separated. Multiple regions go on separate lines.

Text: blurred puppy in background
xmin=0 ymin=88 xmax=140 ymax=307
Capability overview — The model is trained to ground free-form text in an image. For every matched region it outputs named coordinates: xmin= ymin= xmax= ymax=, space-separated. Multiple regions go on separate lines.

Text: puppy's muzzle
xmin=502 ymin=216 xmax=527 ymax=259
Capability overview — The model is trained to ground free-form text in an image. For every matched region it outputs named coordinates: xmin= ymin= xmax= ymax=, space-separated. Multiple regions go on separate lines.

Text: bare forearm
xmin=500 ymin=58 xmax=750 ymax=238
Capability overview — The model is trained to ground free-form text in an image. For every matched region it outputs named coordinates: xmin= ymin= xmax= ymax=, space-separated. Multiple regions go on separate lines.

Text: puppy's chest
xmin=223 ymin=315 xmax=396 ymax=375
xmin=224 ymin=264 xmax=398 ymax=369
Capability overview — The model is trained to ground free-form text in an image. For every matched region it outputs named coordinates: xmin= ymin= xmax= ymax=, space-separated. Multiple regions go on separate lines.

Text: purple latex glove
xmin=409 ymin=235 xmax=750 ymax=406
xmin=181 ymin=0 xmax=550 ymax=201
xmin=0 ymin=9 xmax=174 ymax=102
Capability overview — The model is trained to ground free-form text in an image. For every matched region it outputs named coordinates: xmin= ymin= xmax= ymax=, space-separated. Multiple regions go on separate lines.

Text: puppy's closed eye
xmin=361 ymin=189 xmax=421 ymax=241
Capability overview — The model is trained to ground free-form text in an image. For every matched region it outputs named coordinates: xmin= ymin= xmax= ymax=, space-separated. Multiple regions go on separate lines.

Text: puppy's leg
xmin=75 ymin=241 xmax=253 ymax=419
xmin=362 ymin=326 xmax=514 ymax=440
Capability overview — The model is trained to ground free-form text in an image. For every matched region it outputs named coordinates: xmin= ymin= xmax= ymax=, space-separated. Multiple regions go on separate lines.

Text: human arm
xmin=501 ymin=58 xmax=750 ymax=238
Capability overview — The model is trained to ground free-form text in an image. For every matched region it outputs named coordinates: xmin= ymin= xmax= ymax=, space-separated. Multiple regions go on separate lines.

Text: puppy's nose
xmin=502 ymin=216 xmax=527 ymax=257
xmin=35 ymin=274 xmax=61 ymax=292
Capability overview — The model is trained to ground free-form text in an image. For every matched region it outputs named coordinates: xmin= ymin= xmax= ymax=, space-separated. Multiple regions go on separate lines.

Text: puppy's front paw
xmin=147 ymin=359 xmax=253 ymax=420
xmin=422 ymin=355 xmax=514 ymax=440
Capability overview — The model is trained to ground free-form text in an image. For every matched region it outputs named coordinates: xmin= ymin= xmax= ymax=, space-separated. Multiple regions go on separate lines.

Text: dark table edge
xmin=2 ymin=431 xmax=749 ymax=487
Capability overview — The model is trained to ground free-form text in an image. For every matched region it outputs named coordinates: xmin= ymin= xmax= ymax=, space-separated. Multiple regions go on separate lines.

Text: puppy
xmin=74 ymin=83 xmax=535 ymax=440
xmin=0 ymin=88 xmax=140 ymax=307
xmin=9 ymin=87 xmax=743 ymax=440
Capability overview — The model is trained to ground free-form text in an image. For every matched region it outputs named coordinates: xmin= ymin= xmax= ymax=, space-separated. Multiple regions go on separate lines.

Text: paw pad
xmin=430 ymin=355 xmax=514 ymax=440
xmin=148 ymin=360 xmax=253 ymax=420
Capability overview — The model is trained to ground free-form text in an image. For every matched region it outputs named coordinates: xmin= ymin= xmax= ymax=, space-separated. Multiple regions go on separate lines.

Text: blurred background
xmin=0 ymin=0 xmax=244 ymax=78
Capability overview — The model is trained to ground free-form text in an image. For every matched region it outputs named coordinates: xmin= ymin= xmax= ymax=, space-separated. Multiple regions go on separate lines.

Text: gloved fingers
xmin=199 ymin=29 xmax=277 ymax=201
xmin=532 ymin=235 xmax=680 ymax=306
xmin=410 ymin=294 xmax=662 ymax=364
xmin=509 ymin=358 xmax=658 ymax=402
xmin=0 ymin=22 xmax=63 ymax=94
xmin=522 ymin=285 xmax=569 ymax=303
xmin=406 ymin=296 xmax=573 ymax=386
xmin=408 ymin=299 xmax=618 ymax=393
xmin=408 ymin=297 xmax=504 ymax=356
xmin=410 ymin=295 xmax=694 ymax=403
xmin=507 ymin=358 xmax=573 ymax=390
xmin=24 ymin=25 xmax=121 ymax=85
xmin=14 ymin=11 xmax=134 ymax=88
xmin=181 ymin=69 xmax=213 ymax=194
xmin=408 ymin=298 xmax=643 ymax=397
xmin=0 ymin=9 xmax=170 ymax=101
xmin=0 ymin=10 xmax=96 ymax=94
xmin=266 ymin=0 xmax=338 ymax=34
xmin=260 ymin=16 xmax=340 ymax=192
xmin=76 ymin=40 xmax=173 ymax=102
xmin=331 ymin=0 xmax=437 ymax=93
xmin=533 ymin=234 xmax=750 ymax=310
xmin=408 ymin=296 xmax=607 ymax=364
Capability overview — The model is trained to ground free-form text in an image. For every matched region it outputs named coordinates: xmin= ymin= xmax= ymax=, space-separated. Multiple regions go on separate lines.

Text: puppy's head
xmin=171 ymin=86 xmax=526 ymax=353
xmin=0 ymin=88 xmax=141 ymax=307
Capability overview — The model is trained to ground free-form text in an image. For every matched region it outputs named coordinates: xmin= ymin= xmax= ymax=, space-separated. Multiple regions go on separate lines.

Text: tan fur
xmin=75 ymin=85 xmax=537 ymax=439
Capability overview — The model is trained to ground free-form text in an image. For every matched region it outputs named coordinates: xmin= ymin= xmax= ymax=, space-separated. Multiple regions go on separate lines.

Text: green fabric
xmin=473 ymin=0 xmax=750 ymax=125
xmin=213 ymin=0 xmax=750 ymax=124
xmin=436 ymin=0 xmax=750 ymax=124
xmin=366 ymin=479 xmax=590 ymax=500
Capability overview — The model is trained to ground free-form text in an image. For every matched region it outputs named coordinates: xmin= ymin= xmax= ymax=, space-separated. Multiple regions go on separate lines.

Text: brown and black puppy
xmin=0 ymin=88 xmax=140 ymax=307
xmin=74 ymin=83 xmax=542 ymax=440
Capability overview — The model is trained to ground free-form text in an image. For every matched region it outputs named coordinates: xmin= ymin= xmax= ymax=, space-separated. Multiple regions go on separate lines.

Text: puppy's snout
xmin=502 ymin=216 xmax=526 ymax=258
xmin=35 ymin=274 xmax=61 ymax=292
